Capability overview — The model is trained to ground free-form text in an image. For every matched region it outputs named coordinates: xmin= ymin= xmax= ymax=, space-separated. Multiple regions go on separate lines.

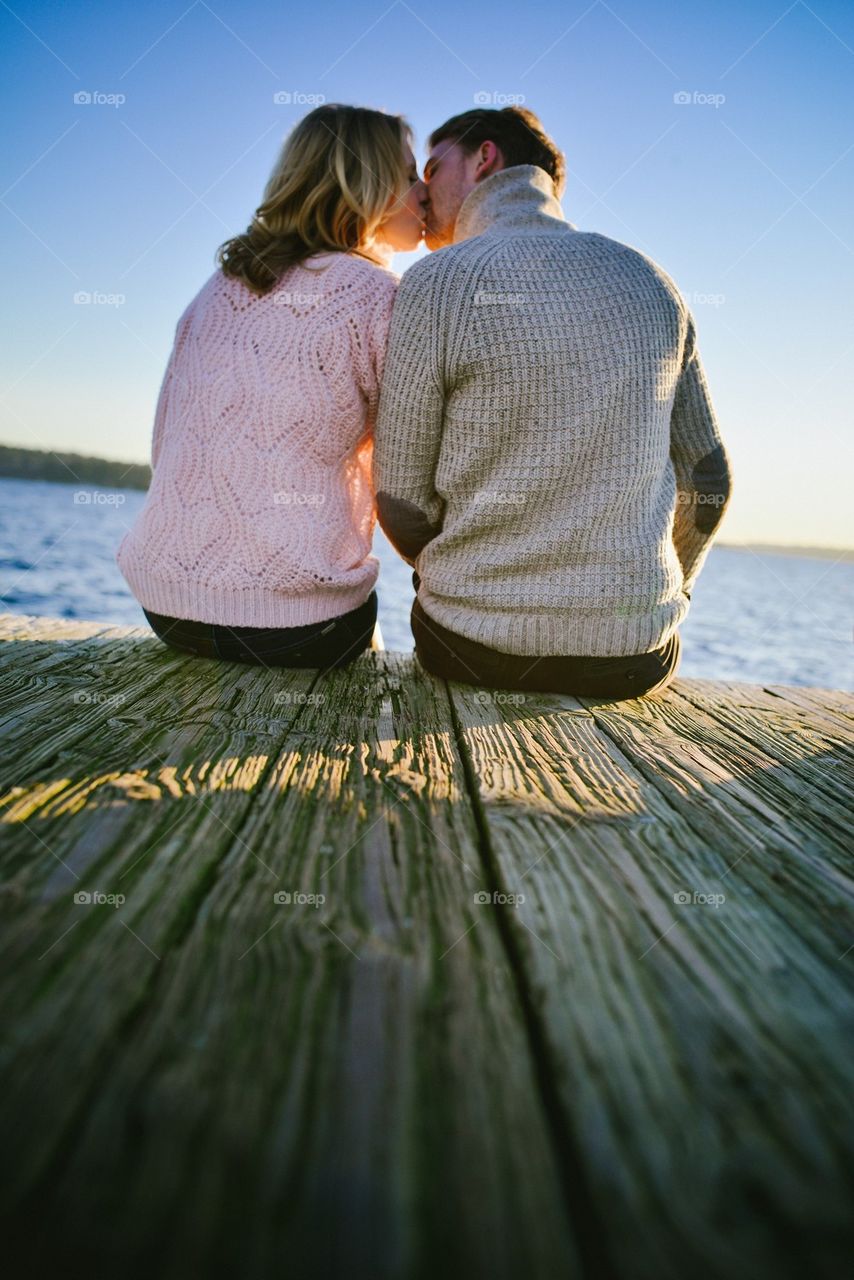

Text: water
xmin=1 ymin=477 xmax=851 ymax=690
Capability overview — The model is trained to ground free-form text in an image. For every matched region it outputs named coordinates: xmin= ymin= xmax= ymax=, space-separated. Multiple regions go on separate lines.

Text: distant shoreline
xmin=718 ymin=543 xmax=853 ymax=562
xmin=0 ymin=443 xmax=149 ymax=492
xmin=1 ymin=443 xmax=851 ymax=561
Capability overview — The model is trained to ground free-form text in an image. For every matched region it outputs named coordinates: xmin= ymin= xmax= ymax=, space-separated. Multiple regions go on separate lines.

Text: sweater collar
xmin=453 ymin=165 xmax=575 ymax=243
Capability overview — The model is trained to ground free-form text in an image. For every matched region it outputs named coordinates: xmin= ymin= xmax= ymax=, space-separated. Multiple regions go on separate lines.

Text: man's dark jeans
xmin=143 ymin=591 xmax=378 ymax=671
xmin=410 ymin=595 xmax=681 ymax=700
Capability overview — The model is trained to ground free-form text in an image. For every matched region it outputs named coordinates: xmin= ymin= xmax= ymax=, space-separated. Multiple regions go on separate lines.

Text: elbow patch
xmin=692 ymin=445 xmax=732 ymax=533
xmin=376 ymin=492 xmax=442 ymax=561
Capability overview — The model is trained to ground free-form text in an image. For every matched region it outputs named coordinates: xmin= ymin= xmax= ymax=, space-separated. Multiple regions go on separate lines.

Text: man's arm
xmin=670 ymin=312 xmax=733 ymax=594
xmin=372 ymin=263 xmax=446 ymax=566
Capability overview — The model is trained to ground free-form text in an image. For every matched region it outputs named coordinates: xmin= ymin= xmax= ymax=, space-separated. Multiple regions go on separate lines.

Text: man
xmin=373 ymin=106 xmax=732 ymax=699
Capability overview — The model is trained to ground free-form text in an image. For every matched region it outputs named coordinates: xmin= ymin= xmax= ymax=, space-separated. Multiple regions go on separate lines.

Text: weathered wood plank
xmin=0 ymin=621 xmax=204 ymax=780
xmin=583 ymin=683 xmax=852 ymax=914
xmin=3 ymin=610 xmax=852 ymax=1280
xmin=591 ymin=681 xmax=852 ymax=872
xmin=670 ymin=680 xmax=852 ymax=829
xmin=447 ymin=679 xmax=854 ymax=1280
xmin=677 ymin=677 xmax=854 ymax=769
xmin=1 ymin=638 xmax=580 ymax=1279
xmin=0 ymin=613 xmax=138 ymax=690
xmin=0 ymin=643 xmax=318 ymax=1190
xmin=731 ymin=679 xmax=854 ymax=739
xmin=764 ymin=682 xmax=854 ymax=726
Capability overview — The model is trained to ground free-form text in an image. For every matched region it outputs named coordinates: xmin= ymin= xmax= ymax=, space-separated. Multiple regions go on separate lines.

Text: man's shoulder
xmin=398 ymin=240 xmax=493 ymax=287
xmin=572 ymin=230 xmax=686 ymax=302
xmin=395 ymin=242 xmax=508 ymax=321
xmin=395 ymin=232 xmax=687 ymax=321
xmin=407 ymin=231 xmax=683 ymax=288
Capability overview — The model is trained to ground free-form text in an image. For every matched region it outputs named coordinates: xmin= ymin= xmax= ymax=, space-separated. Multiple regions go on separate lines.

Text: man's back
xmin=373 ymin=165 xmax=732 ymax=659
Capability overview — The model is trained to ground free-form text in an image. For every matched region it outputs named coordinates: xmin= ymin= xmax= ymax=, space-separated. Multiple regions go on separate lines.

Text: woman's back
xmin=117 ymin=253 xmax=397 ymax=629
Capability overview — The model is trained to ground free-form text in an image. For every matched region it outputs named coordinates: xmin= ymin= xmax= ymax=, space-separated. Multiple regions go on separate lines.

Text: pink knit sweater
xmin=116 ymin=252 xmax=398 ymax=627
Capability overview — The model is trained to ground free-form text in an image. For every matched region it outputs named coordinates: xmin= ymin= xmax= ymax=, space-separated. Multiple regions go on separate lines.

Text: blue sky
xmin=1 ymin=0 xmax=852 ymax=547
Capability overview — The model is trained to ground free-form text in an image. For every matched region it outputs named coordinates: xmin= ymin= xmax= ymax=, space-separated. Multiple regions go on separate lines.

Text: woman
xmin=116 ymin=104 xmax=426 ymax=668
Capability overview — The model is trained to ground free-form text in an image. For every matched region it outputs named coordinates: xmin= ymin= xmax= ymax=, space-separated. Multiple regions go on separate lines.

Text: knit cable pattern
xmin=117 ymin=252 xmax=397 ymax=627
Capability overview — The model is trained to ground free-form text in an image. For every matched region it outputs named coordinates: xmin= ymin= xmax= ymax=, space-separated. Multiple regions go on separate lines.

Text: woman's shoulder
xmin=190 ymin=258 xmax=397 ymax=326
xmin=161 ymin=270 xmax=223 ymax=341
xmin=300 ymin=251 xmax=399 ymax=294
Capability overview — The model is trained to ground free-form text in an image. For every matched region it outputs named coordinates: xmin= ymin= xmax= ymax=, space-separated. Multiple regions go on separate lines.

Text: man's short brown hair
xmin=428 ymin=106 xmax=566 ymax=196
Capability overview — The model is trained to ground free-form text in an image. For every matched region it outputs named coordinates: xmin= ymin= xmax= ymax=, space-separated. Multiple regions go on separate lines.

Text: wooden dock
xmin=0 ymin=611 xmax=852 ymax=1280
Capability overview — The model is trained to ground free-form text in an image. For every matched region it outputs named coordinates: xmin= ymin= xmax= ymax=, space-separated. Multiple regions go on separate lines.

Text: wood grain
xmin=0 ymin=617 xmax=578 ymax=1280
xmin=447 ymin=678 xmax=854 ymax=1280
xmin=2 ymin=613 xmax=852 ymax=1280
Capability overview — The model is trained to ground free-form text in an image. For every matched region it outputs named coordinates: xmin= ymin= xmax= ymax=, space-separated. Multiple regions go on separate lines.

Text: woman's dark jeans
xmin=410 ymin=596 xmax=681 ymax=700
xmin=143 ymin=591 xmax=377 ymax=671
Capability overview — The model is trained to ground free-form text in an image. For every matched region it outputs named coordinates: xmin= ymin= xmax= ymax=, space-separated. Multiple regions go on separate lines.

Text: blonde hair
xmin=218 ymin=104 xmax=412 ymax=295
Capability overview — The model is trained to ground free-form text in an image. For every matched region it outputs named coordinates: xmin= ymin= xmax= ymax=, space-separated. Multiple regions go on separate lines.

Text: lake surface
xmin=1 ymin=477 xmax=851 ymax=690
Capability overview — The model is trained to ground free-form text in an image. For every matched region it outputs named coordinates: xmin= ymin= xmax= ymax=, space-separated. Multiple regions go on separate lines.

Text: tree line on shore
xmin=0 ymin=444 xmax=149 ymax=491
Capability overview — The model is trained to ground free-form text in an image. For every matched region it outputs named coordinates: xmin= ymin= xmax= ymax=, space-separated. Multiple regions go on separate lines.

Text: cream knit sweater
xmin=373 ymin=164 xmax=732 ymax=658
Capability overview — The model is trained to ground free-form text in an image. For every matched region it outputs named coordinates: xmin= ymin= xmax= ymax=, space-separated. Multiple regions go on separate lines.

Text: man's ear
xmin=474 ymin=140 xmax=504 ymax=182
